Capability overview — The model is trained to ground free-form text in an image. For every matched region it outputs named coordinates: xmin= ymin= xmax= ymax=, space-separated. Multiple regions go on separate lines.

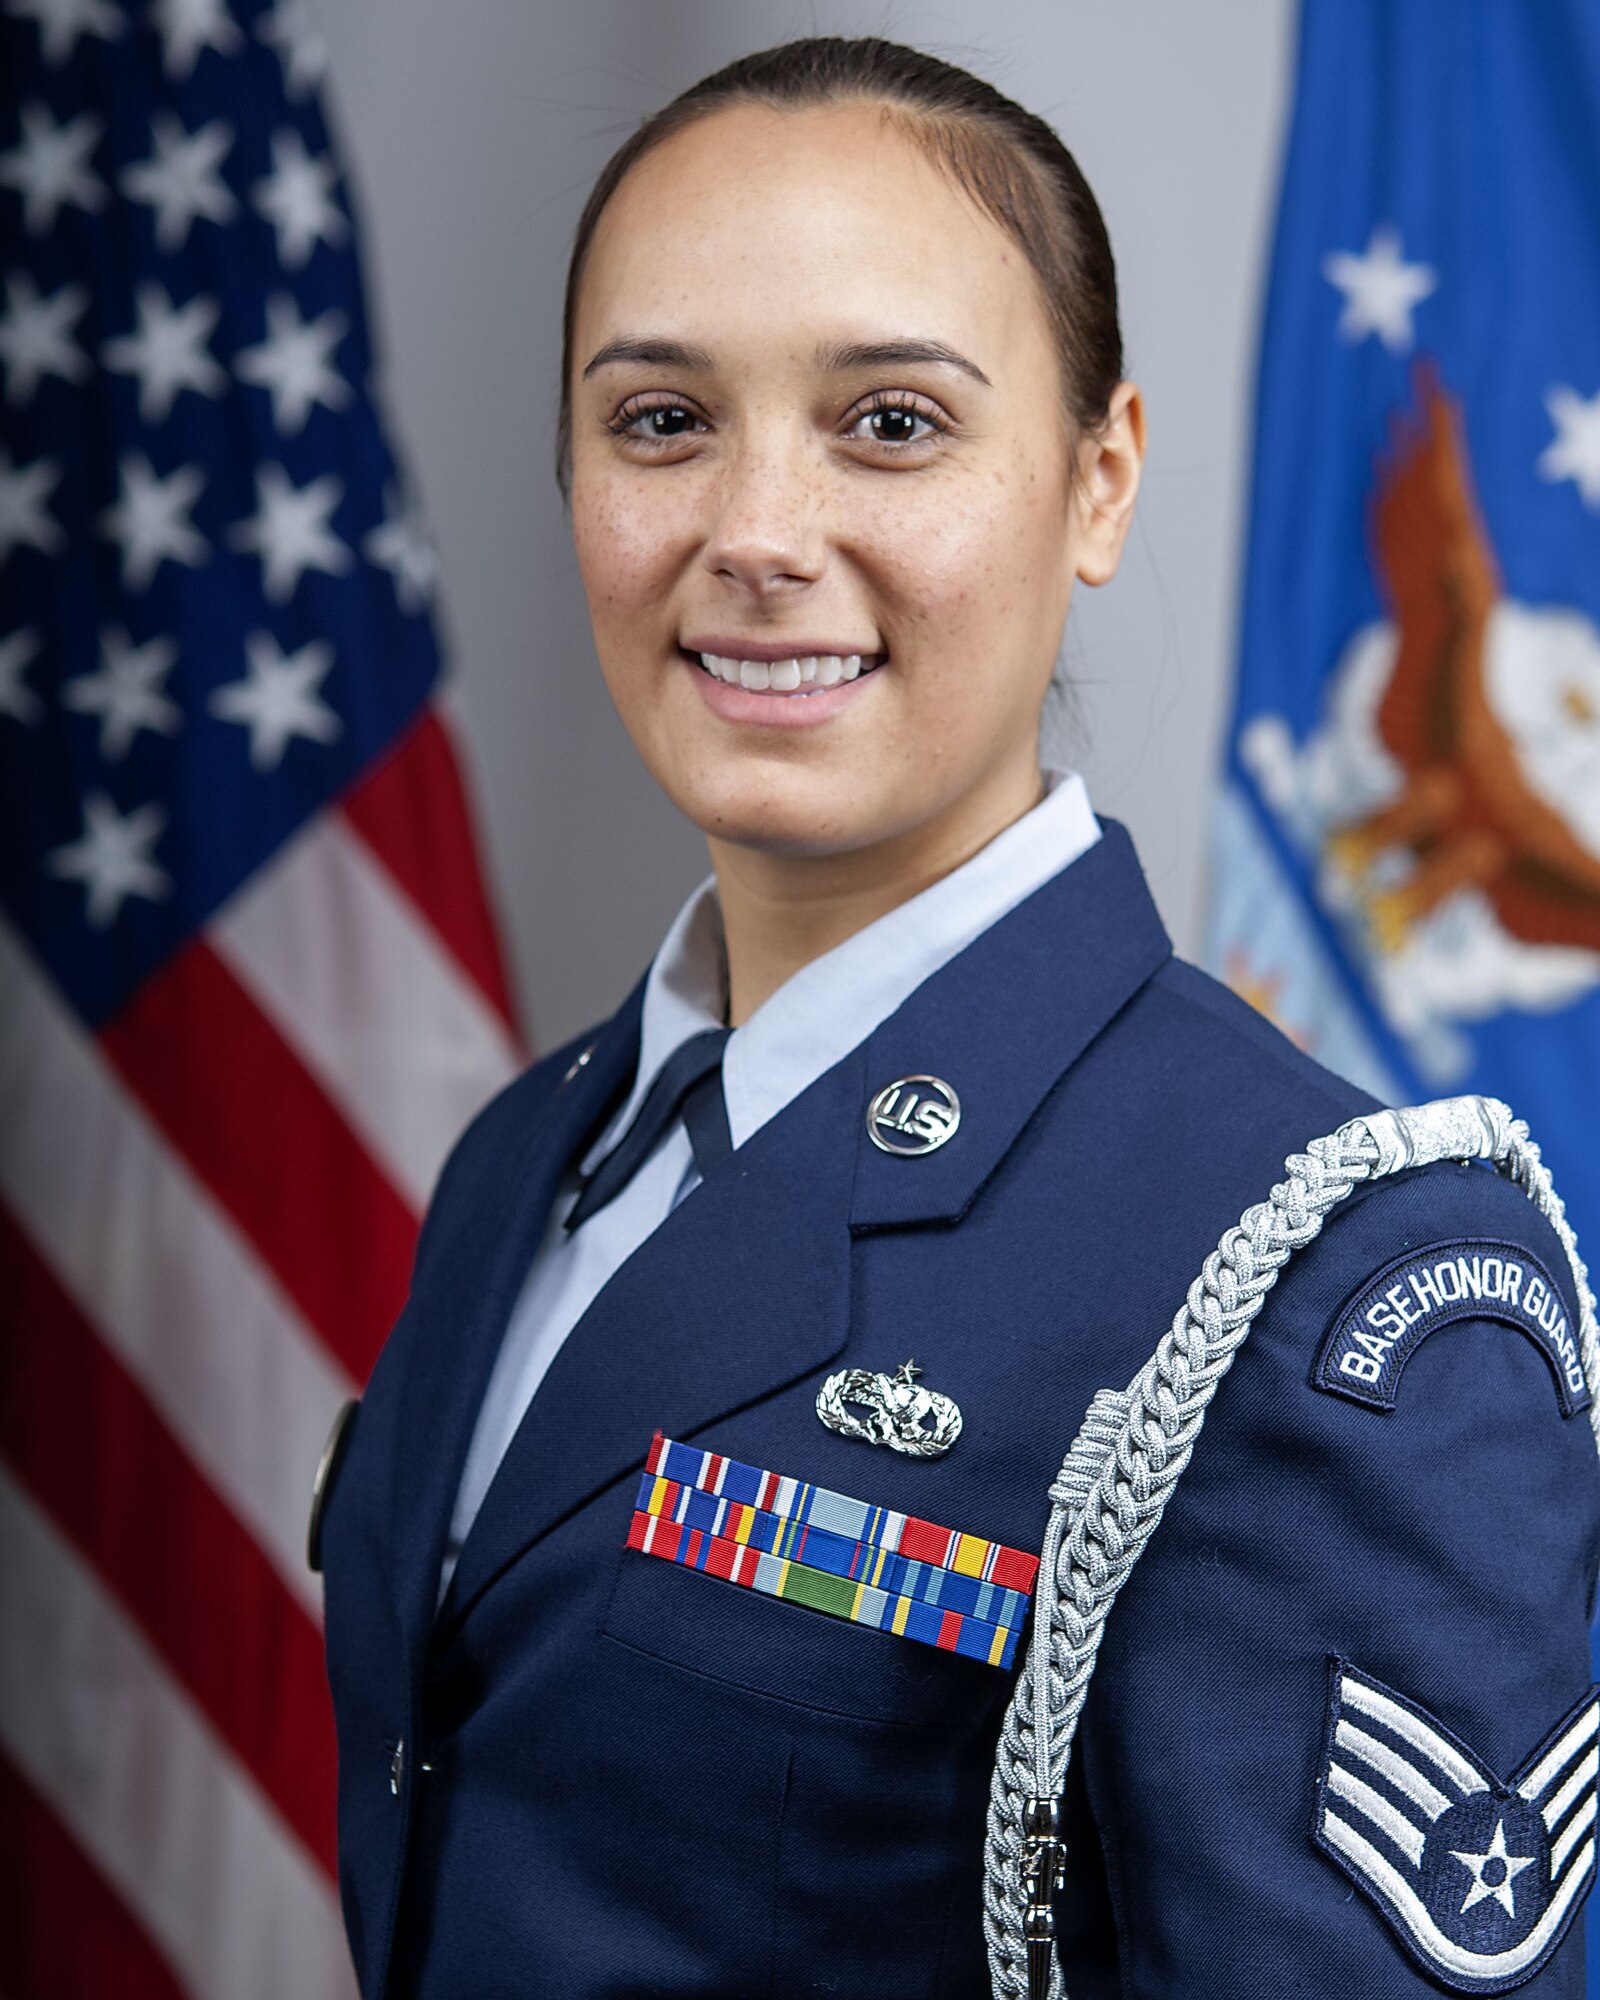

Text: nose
xmin=701 ymin=430 xmax=826 ymax=599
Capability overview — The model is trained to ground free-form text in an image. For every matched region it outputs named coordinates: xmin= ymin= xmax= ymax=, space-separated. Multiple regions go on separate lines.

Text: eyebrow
xmin=581 ymin=334 xmax=992 ymax=388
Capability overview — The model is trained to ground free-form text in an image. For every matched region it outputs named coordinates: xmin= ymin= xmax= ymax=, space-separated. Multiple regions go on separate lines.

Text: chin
xmin=673 ymin=766 xmax=888 ymax=858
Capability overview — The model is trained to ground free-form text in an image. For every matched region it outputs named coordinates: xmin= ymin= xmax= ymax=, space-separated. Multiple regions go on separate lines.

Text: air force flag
xmin=1314 ymin=1663 xmax=1598 ymax=1993
xmin=1208 ymin=2 xmax=1600 ymax=1255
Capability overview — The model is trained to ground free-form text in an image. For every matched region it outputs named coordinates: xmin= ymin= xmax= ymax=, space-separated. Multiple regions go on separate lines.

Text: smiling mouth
xmin=683 ymin=647 xmax=887 ymax=693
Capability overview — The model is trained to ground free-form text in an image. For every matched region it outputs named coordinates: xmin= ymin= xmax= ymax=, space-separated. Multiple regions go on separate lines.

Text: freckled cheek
xmin=868 ymin=484 xmax=1040 ymax=624
xmin=572 ymin=486 xmax=692 ymax=614
xmin=858 ymin=496 xmax=1045 ymax=655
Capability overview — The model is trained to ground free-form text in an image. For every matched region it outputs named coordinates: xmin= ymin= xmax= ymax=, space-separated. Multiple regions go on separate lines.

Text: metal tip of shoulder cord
xmin=1023 ymin=1795 xmax=1066 ymax=2000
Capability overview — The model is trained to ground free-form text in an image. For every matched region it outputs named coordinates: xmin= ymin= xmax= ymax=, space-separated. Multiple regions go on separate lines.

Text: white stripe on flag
xmin=0 ymin=1469 xmax=356 ymax=2000
xmin=213 ymin=812 xmax=519 ymax=1213
xmin=0 ymin=914 xmax=351 ymax=1616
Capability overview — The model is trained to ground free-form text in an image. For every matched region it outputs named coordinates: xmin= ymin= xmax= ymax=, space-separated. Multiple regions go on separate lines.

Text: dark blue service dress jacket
xmin=319 ymin=821 xmax=1600 ymax=1998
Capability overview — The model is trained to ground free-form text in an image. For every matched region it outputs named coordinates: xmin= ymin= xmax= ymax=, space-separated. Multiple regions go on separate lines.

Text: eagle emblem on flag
xmin=1312 ymin=1659 xmax=1598 ymax=1991
xmin=1240 ymin=365 xmax=1600 ymax=1079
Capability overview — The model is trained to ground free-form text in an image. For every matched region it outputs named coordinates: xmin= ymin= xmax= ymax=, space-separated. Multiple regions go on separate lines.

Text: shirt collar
xmin=589 ymin=767 xmax=1100 ymax=1164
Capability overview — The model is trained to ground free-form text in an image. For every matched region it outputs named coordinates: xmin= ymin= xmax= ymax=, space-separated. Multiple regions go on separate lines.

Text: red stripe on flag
xmin=339 ymin=705 xmax=523 ymax=1043
xmin=0 ymin=1203 xmax=340 ymax=1877
xmin=99 ymin=936 xmax=416 ymax=1385
xmin=0 ymin=1747 xmax=187 ymax=2000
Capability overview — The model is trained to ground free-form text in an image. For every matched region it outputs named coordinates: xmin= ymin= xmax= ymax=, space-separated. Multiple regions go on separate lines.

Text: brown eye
xmin=846 ymin=394 xmax=945 ymax=448
xmin=609 ymin=398 xmax=707 ymax=442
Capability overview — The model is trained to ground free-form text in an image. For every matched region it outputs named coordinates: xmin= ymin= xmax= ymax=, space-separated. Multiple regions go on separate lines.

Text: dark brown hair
xmin=555 ymin=36 xmax=1123 ymax=497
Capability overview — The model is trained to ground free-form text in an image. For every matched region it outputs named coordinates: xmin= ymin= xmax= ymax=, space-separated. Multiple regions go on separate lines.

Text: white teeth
xmin=694 ymin=649 xmax=879 ymax=691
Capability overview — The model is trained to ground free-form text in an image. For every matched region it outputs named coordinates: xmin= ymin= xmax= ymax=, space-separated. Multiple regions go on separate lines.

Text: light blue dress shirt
xmin=440 ymin=767 xmax=1101 ymax=1593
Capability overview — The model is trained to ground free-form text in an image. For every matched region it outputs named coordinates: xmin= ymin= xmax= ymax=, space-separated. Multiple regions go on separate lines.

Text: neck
xmin=707 ymin=762 xmax=1049 ymax=1026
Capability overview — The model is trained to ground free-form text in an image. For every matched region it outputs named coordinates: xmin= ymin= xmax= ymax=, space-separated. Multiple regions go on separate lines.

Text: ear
xmin=1069 ymin=380 xmax=1146 ymax=587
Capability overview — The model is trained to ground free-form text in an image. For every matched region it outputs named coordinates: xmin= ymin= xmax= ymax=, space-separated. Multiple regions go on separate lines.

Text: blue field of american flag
xmin=0 ymin=2 xmax=525 ymax=1991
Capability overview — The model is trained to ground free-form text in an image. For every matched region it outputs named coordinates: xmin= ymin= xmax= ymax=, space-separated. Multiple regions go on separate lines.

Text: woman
xmin=317 ymin=38 xmax=1599 ymax=1999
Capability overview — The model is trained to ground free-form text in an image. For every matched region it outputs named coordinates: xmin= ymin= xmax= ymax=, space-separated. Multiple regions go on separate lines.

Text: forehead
xmin=576 ymin=99 xmax=1052 ymax=373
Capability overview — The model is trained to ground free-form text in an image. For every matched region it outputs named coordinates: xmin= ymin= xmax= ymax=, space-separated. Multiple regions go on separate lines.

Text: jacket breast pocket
xmin=601 ymin=1540 xmax=1014 ymax=1729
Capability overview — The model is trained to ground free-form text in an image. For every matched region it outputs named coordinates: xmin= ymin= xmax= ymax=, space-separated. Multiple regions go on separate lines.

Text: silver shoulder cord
xmin=983 ymin=1094 xmax=1600 ymax=2000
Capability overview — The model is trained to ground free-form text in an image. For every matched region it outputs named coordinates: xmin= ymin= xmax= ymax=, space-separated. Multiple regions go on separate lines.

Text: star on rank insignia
xmin=1312 ymin=1660 xmax=1599 ymax=1992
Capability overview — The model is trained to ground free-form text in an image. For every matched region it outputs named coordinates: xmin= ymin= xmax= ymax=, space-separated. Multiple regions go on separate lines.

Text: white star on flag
xmin=151 ymin=0 xmax=242 ymax=79
xmin=257 ymin=0 xmax=328 ymax=98
xmin=0 ymin=271 xmax=89 ymax=404
xmin=1451 ymin=1817 xmax=1536 ymax=1920
xmin=103 ymin=283 xmax=227 ymax=424
xmin=209 ymin=631 xmax=341 ymax=769
xmin=0 ymin=627 xmax=44 ymax=725
xmin=46 ymin=789 xmax=172 ymax=926
xmin=230 ymin=462 xmax=351 ymax=600
xmin=101 ymin=453 xmax=208 ymax=591
xmin=366 ymin=485 xmax=437 ymax=614
xmin=252 ymin=127 xmax=347 ymax=269
xmin=62 ymin=628 xmax=183 ymax=760
xmin=235 ymin=293 xmax=350 ymax=433
xmin=1538 ymin=385 xmax=1600 ymax=509
xmin=120 ymin=113 xmax=237 ymax=252
xmin=1322 ymin=225 xmax=1438 ymax=353
xmin=0 ymin=103 xmax=106 ymax=235
xmin=0 ymin=446 xmax=64 ymax=567
xmin=3 ymin=0 xmax=122 ymax=65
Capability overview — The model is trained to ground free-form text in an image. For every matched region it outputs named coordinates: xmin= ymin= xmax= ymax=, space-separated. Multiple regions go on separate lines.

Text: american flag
xmin=0 ymin=1 xmax=525 ymax=1991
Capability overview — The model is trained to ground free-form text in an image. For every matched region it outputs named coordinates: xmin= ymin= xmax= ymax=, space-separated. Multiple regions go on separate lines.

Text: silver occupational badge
xmin=867 ymin=1075 xmax=960 ymax=1156
xmin=816 ymin=1358 xmax=963 ymax=1457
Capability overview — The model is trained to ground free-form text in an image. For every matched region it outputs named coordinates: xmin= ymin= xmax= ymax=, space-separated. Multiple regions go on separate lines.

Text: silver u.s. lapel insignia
xmin=816 ymin=1358 xmax=963 ymax=1458
xmin=866 ymin=1075 xmax=960 ymax=1156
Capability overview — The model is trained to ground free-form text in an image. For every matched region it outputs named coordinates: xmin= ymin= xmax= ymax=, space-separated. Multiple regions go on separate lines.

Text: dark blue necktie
xmin=565 ymin=1027 xmax=732 ymax=1232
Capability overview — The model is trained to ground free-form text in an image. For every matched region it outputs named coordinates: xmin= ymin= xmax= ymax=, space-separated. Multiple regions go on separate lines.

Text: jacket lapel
xmin=850 ymin=821 xmax=1172 ymax=1229
xmin=439 ymin=1040 xmax=863 ymax=1632
xmin=387 ymin=984 xmax=643 ymax=1669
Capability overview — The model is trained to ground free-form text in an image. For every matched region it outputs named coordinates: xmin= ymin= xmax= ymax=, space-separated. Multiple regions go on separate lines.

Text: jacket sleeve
xmin=1070 ymin=1158 xmax=1600 ymax=1999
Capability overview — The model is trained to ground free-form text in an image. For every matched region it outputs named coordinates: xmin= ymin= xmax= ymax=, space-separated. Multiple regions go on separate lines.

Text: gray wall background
xmin=315 ymin=0 xmax=1296 ymax=1051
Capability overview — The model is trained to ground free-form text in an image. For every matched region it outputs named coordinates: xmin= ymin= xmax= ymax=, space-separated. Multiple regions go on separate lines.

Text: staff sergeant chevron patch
xmin=1312 ymin=1661 xmax=1599 ymax=1992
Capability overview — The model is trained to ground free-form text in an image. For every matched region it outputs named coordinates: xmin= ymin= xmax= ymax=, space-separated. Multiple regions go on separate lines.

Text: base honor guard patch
xmin=1313 ymin=1660 xmax=1599 ymax=1992
xmin=626 ymin=1434 xmax=1038 ymax=1668
xmin=1313 ymin=1240 xmax=1589 ymax=1419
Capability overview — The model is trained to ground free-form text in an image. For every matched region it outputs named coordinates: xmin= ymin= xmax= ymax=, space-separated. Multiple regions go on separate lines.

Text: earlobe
xmin=1072 ymin=380 xmax=1146 ymax=587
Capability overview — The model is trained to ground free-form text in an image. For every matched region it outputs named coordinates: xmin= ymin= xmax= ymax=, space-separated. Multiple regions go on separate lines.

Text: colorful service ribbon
xmin=626 ymin=1433 xmax=1039 ymax=1670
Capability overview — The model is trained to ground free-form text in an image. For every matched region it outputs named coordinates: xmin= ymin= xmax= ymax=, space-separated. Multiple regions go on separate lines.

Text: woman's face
xmin=569 ymin=99 xmax=1143 ymax=863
